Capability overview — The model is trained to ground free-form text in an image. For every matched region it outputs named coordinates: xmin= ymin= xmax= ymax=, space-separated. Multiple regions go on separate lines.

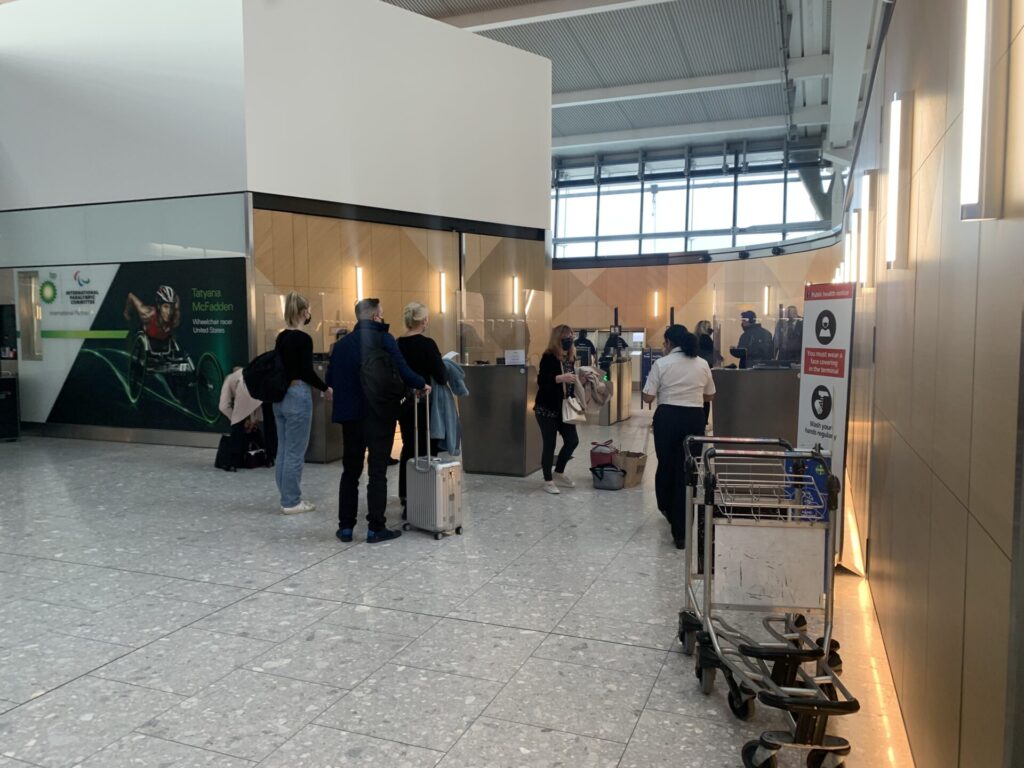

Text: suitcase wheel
xmin=402 ymin=523 xmax=411 ymax=531
xmin=434 ymin=532 xmax=444 ymax=541
xmin=455 ymin=526 xmax=463 ymax=535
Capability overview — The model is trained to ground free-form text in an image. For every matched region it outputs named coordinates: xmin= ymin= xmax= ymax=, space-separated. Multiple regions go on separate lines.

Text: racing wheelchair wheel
xmin=127 ymin=333 xmax=149 ymax=404
xmin=195 ymin=353 xmax=225 ymax=423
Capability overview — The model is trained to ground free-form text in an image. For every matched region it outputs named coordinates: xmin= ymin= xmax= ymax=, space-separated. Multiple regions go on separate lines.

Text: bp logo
xmin=39 ymin=280 xmax=58 ymax=304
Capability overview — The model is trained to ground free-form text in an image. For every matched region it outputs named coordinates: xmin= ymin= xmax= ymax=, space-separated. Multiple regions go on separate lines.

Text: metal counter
xmin=461 ymin=364 xmax=542 ymax=476
xmin=306 ymin=362 xmax=342 ymax=463
xmin=599 ymin=359 xmax=633 ymax=426
xmin=711 ymin=368 xmax=799 ymax=446
xmin=0 ymin=373 xmax=18 ymax=441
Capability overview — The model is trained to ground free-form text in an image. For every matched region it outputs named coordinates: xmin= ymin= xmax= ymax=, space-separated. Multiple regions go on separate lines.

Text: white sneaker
xmin=281 ymin=500 xmax=316 ymax=515
xmin=553 ymin=472 xmax=575 ymax=488
xmin=543 ymin=481 xmax=561 ymax=495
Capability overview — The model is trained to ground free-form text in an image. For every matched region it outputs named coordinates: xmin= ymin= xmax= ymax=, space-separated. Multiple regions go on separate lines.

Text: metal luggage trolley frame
xmin=678 ymin=439 xmax=859 ymax=768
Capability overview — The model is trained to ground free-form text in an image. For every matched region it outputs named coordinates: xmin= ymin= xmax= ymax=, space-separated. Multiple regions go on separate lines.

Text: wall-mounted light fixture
xmin=859 ymin=172 xmax=875 ymax=286
xmin=439 ymin=272 xmax=446 ymax=314
xmin=762 ymin=285 xmax=769 ymax=317
xmin=885 ymin=92 xmax=913 ymax=268
xmin=849 ymin=210 xmax=861 ymax=285
xmin=356 ymin=266 xmax=364 ymax=301
xmin=512 ymin=275 xmax=520 ymax=315
xmin=653 ymin=291 xmax=660 ymax=319
xmin=960 ymin=0 xmax=1009 ymax=220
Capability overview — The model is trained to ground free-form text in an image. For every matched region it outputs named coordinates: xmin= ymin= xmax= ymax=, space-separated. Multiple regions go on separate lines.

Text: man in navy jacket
xmin=327 ymin=298 xmax=426 ymax=544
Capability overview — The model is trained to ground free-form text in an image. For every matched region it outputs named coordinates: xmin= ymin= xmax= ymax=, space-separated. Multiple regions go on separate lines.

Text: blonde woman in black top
xmin=534 ymin=324 xmax=580 ymax=495
xmin=397 ymin=302 xmax=447 ymax=515
xmin=273 ymin=292 xmax=331 ymax=515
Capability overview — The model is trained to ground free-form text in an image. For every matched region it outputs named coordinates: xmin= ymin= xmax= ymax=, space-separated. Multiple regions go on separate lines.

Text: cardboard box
xmin=613 ymin=451 xmax=647 ymax=488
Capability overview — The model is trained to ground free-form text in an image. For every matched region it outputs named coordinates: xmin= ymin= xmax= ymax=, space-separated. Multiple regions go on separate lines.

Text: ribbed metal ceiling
xmin=383 ymin=0 xmax=832 ymax=156
xmin=483 ymin=0 xmax=781 ymax=92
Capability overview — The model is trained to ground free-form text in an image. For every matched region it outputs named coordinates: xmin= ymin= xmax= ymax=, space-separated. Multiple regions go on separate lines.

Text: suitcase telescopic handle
xmin=413 ymin=388 xmax=430 ymax=473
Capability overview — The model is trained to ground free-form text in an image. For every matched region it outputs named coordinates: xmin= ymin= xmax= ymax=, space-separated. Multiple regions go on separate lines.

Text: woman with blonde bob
xmin=533 ymin=324 xmax=580 ymax=494
xmin=272 ymin=292 xmax=331 ymax=515
xmin=396 ymin=301 xmax=447 ymax=515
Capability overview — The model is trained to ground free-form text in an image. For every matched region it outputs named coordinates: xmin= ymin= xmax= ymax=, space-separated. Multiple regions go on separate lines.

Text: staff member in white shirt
xmin=642 ymin=325 xmax=716 ymax=548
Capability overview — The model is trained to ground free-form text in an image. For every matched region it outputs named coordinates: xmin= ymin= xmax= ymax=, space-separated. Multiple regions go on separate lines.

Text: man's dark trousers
xmin=339 ymin=415 xmax=395 ymax=533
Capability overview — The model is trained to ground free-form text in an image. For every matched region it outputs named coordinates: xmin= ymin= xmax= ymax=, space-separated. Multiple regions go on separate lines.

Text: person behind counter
xmin=603 ymin=329 xmax=629 ymax=358
xmin=273 ymin=292 xmax=331 ymax=515
xmin=733 ymin=310 xmax=774 ymax=368
xmin=695 ymin=320 xmax=715 ymax=369
xmin=397 ymin=301 xmax=447 ymax=518
xmin=575 ymin=329 xmax=597 ymax=365
xmin=535 ymin=324 xmax=581 ymax=495
xmin=774 ymin=305 xmax=803 ymax=363
xmin=642 ymin=325 xmax=716 ymax=548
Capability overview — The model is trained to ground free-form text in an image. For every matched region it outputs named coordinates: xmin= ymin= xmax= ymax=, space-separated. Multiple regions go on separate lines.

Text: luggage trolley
xmin=682 ymin=443 xmax=859 ymax=768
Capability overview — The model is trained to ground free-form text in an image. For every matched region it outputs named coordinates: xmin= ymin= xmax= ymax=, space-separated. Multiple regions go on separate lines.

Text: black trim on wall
xmin=252 ymin=193 xmax=545 ymax=242
xmin=552 ymin=252 xmax=711 ymax=269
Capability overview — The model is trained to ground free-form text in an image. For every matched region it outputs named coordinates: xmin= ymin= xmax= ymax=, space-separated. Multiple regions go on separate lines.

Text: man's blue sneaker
xmin=366 ymin=528 xmax=402 ymax=544
xmin=336 ymin=528 xmax=353 ymax=543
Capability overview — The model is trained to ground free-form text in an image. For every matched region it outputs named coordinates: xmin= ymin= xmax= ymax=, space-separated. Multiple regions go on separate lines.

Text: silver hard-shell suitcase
xmin=403 ymin=390 xmax=464 ymax=540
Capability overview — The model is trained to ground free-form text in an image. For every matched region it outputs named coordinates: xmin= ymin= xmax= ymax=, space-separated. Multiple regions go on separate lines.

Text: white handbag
xmin=561 ymin=383 xmax=586 ymax=424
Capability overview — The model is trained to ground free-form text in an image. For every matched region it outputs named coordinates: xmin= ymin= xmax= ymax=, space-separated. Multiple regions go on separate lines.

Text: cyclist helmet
xmin=155 ymin=285 xmax=176 ymax=306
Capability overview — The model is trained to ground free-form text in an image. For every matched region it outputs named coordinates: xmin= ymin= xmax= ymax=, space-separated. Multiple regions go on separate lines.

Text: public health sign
xmin=797 ymin=283 xmax=855 ymax=484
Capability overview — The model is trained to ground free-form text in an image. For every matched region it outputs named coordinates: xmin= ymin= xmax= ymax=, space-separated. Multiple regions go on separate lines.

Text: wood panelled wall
xmin=253 ymin=210 xmax=459 ymax=356
xmin=845 ymin=0 xmax=1024 ymax=765
xmin=551 ymin=246 xmax=842 ymax=354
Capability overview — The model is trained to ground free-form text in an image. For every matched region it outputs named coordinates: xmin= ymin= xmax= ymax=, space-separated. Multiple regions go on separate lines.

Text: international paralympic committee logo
xmin=39 ymin=280 xmax=58 ymax=305
xmin=73 ymin=270 xmax=90 ymax=287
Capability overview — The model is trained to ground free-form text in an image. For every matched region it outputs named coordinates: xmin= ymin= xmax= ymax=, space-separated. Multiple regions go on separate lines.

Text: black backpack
xmin=360 ymin=332 xmax=407 ymax=420
xmin=243 ymin=351 xmax=290 ymax=403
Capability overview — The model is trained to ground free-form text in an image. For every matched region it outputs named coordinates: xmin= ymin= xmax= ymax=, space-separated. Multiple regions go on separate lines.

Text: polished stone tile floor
xmin=0 ymin=414 xmax=913 ymax=767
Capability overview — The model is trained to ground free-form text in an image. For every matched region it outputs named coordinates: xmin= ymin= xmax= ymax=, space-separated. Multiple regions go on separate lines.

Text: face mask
xmin=303 ymin=314 xmax=311 ymax=326
xmin=561 ymin=338 xmax=573 ymax=351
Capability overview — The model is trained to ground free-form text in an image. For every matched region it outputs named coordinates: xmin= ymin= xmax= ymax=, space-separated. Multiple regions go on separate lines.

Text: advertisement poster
xmin=796 ymin=282 xmax=855 ymax=554
xmin=18 ymin=258 xmax=247 ymax=432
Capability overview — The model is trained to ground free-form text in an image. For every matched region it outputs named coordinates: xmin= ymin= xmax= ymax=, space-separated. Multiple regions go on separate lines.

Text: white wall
xmin=0 ymin=195 xmax=248 ymax=267
xmin=0 ymin=0 xmax=247 ymax=211
xmin=242 ymin=0 xmax=552 ymax=231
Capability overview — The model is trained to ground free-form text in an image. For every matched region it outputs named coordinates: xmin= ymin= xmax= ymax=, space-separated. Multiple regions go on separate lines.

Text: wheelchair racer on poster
xmin=123 ymin=285 xmax=181 ymax=351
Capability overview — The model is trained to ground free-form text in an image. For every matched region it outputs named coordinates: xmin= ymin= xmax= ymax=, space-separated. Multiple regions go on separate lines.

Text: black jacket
xmin=737 ymin=324 xmax=774 ymax=366
xmin=535 ymin=352 xmax=567 ymax=412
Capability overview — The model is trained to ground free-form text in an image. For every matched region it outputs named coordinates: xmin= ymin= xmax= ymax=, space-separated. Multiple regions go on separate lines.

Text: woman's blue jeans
xmin=272 ymin=383 xmax=313 ymax=508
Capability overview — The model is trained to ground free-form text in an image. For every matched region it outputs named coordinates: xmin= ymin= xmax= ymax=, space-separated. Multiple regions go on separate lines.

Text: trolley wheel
xmin=742 ymin=740 xmax=778 ymax=768
xmin=806 ymin=750 xmax=841 ymax=768
xmin=434 ymin=532 xmax=443 ymax=541
xmin=697 ymin=663 xmax=716 ymax=695
xmin=681 ymin=630 xmax=696 ymax=656
xmin=195 ymin=352 xmax=224 ymax=423
xmin=127 ymin=334 xmax=148 ymax=404
xmin=455 ymin=526 xmax=463 ymax=535
xmin=402 ymin=523 xmax=411 ymax=531
xmin=728 ymin=689 xmax=755 ymax=721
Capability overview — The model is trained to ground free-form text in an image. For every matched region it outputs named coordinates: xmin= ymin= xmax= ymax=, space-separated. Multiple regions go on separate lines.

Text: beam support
xmin=442 ymin=0 xmax=678 ymax=32
xmin=553 ymin=55 xmax=832 ymax=108
xmin=827 ymin=0 xmax=875 ymax=149
xmin=552 ymin=106 xmax=830 ymax=152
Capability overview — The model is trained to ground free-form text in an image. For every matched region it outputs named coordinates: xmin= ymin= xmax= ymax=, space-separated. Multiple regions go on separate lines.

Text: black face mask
xmin=561 ymin=338 xmax=573 ymax=351
xmin=303 ymin=315 xmax=311 ymax=326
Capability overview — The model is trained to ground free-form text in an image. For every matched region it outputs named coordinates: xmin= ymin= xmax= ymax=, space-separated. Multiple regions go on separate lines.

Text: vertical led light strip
xmin=885 ymin=93 xmax=913 ymax=267
xmin=653 ymin=291 xmax=660 ymax=319
xmin=849 ymin=211 xmax=861 ymax=285
xmin=512 ymin=275 xmax=520 ymax=314
xmin=356 ymin=267 xmax=364 ymax=301
xmin=859 ymin=173 xmax=873 ymax=286
xmin=439 ymin=272 xmax=446 ymax=313
xmin=960 ymin=0 xmax=1008 ymax=220
xmin=762 ymin=285 xmax=769 ymax=317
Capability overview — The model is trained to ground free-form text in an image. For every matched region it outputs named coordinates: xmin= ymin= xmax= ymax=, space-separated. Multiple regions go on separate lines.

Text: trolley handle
xmin=683 ymin=436 xmax=793 ymax=462
xmin=757 ymin=690 xmax=860 ymax=716
xmin=412 ymin=388 xmax=431 ymax=473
